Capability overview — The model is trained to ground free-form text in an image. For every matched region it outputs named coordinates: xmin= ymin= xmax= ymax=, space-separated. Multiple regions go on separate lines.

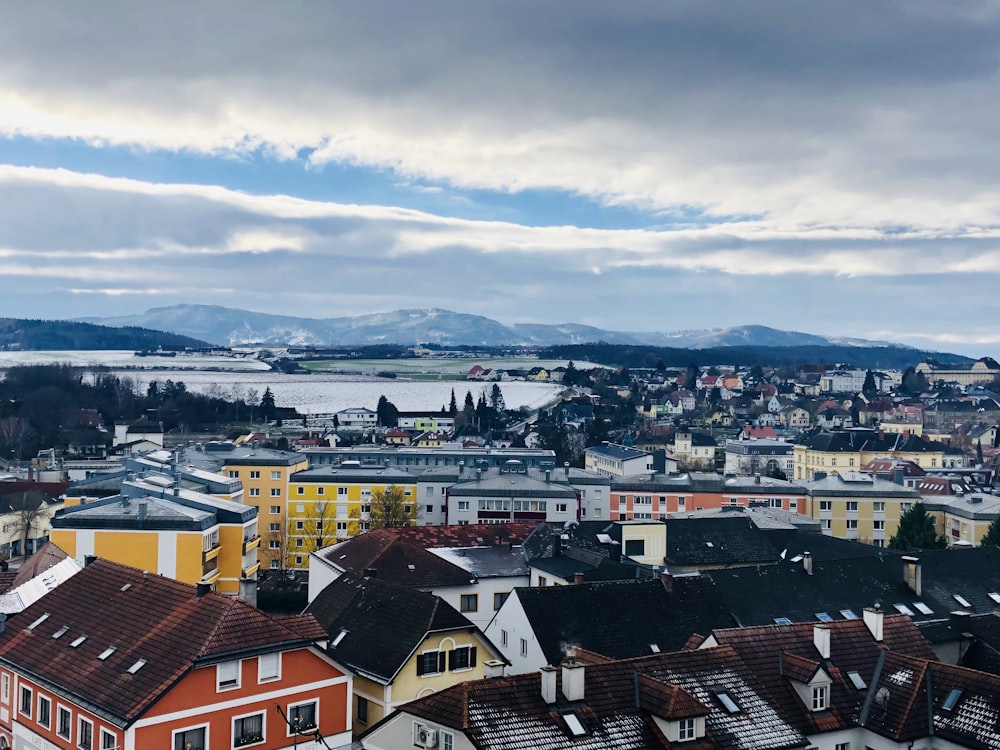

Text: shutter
xmin=448 ymin=649 xmax=456 ymax=671
xmin=416 ymin=655 xmax=426 ymax=676
xmin=438 ymin=651 xmax=446 ymax=673
xmin=469 ymin=646 xmax=477 ymax=668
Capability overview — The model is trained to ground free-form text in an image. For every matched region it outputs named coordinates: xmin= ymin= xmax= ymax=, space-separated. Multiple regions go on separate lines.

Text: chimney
xmin=802 ymin=551 xmax=813 ymax=576
xmin=863 ymin=605 xmax=884 ymax=642
xmin=459 ymin=461 xmax=465 ymax=474
xmin=84 ymin=554 xmax=98 ymax=567
xmin=902 ymin=555 xmax=922 ymax=597
xmin=564 ymin=462 xmax=570 ymax=476
xmin=484 ymin=659 xmax=505 ymax=679
xmin=813 ymin=624 xmax=831 ymax=659
xmin=540 ymin=665 xmax=558 ymax=704
xmin=196 ymin=582 xmax=212 ymax=599
xmin=608 ymin=540 xmax=621 ymax=563
xmin=660 ymin=570 xmax=674 ymax=592
xmin=893 ymin=467 xmax=905 ymax=485
xmin=545 ymin=470 xmax=551 ymax=483
xmin=573 ymin=572 xmax=585 ymax=585
xmin=238 ymin=578 xmax=258 ymax=608
xmin=363 ymin=567 xmax=378 ymax=578
xmin=562 ymin=660 xmax=585 ymax=702
xmin=137 ymin=501 xmax=147 ymax=525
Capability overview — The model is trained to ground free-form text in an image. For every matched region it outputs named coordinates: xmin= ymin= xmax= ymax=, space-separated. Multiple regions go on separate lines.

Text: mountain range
xmin=80 ymin=305 xmax=916 ymax=351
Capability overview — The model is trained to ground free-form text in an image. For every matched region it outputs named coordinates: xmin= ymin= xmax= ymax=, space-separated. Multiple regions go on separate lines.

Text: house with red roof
xmin=0 ymin=558 xmax=351 ymax=750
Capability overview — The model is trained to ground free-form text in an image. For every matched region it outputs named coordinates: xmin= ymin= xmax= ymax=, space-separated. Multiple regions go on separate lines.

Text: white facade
xmin=484 ymin=590 xmax=551 ymax=674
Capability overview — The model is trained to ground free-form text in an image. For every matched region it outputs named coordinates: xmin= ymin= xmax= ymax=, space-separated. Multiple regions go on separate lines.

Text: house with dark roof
xmin=308 ymin=524 xmax=534 ymax=629
xmin=305 ymin=571 xmax=505 ymax=737
xmin=0 ymin=557 xmax=351 ymax=750
xmin=361 ymin=641 xmax=806 ymax=750
xmin=484 ymin=574 xmax=736 ymax=674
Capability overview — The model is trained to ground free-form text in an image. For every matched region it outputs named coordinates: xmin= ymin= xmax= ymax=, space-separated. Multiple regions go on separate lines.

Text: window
xmin=678 ymin=717 xmax=696 ymax=741
xmin=520 ymin=638 xmax=528 ymax=657
xmin=538 ymin=576 xmax=547 ymax=587
xmin=229 ymin=470 xmax=238 ymax=478
xmin=874 ymin=520 xmax=885 ymax=531
xmin=426 ymin=504 xmax=434 ymax=514
xmin=269 ymin=505 xmax=281 ymax=514
xmin=217 ymin=660 xmax=241 ymax=690
xmin=19 ymin=685 xmax=31 ymax=717
xmin=812 ymin=685 xmax=828 ymax=711
xmin=295 ymin=521 xmax=304 ymax=530
xmin=357 ymin=696 xmax=368 ymax=724
xmin=233 ymin=712 xmax=265 ymax=747
xmin=819 ymin=500 xmax=832 ymax=511
xmin=295 ymin=539 xmax=303 ymax=548
xmin=100 ymin=729 xmax=116 ymax=749
xmin=294 ymin=555 xmax=303 ymax=565
xmin=555 ymin=503 xmax=568 ymax=513
xmin=269 ymin=522 xmax=280 ymax=532
xmin=78 ymin=717 xmax=93 ymax=750
xmin=58 ymin=706 xmax=72 ymax=739
xmin=494 ymin=591 xmax=509 ymax=610
xmin=271 ymin=488 xmax=281 ymax=497
xmin=249 ymin=471 xmax=260 ymax=479
xmin=36 ymin=693 xmax=51 ymax=728
xmin=173 ymin=727 xmax=206 ymax=750
xmin=269 ymin=540 xmax=280 ymax=549
xmin=249 ymin=487 xmax=260 ymax=497
xmin=258 ymin=652 xmax=280 ymax=682
xmin=501 ymin=629 xmax=508 ymax=647
xmin=624 ymin=539 xmax=645 ymax=557
xmin=873 ymin=502 xmax=885 ymax=513
xmin=271 ymin=471 xmax=281 ymax=480
xmin=846 ymin=501 xmax=858 ymax=512
xmin=287 ymin=701 xmax=317 ymax=734
xmin=296 ymin=486 xmax=304 ymax=495
xmin=417 ymin=650 xmax=444 ymax=676
xmin=822 ymin=519 xmax=832 ymax=530
xmin=836 ymin=744 xmax=850 ymax=750
xmin=846 ymin=520 xmax=858 ymax=530
xmin=443 ymin=732 xmax=454 ymax=750
xmin=457 ymin=501 xmax=470 ymax=511
xmin=270 ymin=560 xmax=280 ymax=569
xmin=460 ymin=594 xmax=478 ymax=613
xmin=1 ymin=673 xmax=7 ymax=703
xmin=450 ymin=646 xmax=476 ymax=672
xmin=338 ymin=487 xmax=348 ymax=496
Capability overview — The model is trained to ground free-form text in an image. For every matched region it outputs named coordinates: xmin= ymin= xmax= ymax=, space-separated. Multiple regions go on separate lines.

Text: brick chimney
xmin=573 ymin=572 xmax=585 ymax=585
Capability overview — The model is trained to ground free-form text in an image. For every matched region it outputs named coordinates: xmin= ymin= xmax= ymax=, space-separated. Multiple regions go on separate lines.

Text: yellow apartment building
xmin=50 ymin=487 xmax=260 ymax=595
xmin=793 ymin=429 xmax=955 ymax=481
xmin=804 ymin=472 xmax=922 ymax=547
xmin=284 ymin=464 xmax=419 ymax=569
xmin=923 ymin=493 xmax=1000 ymax=547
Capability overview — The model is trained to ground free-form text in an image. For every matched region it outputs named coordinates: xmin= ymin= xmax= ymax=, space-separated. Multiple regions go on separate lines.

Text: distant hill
xmin=82 ymin=304 xmax=926 ymax=352
xmin=0 ymin=318 xmax=210 ymax=351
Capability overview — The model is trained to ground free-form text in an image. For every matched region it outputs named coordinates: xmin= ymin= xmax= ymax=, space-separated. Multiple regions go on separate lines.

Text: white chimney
xmin=562 ymin=660 xmax=585 ymax=702
xmin=863 ymin=605 xmax=884 ymax=642
xmin=813 ymin=624 xmax=831 ymax=659
xmin=802 ymin=551 xmax=813 ymax=576
xmin=540 ymin=665 xmax=557 ymax=704
xmin=484 ymin=660 xmax=505 ymax=679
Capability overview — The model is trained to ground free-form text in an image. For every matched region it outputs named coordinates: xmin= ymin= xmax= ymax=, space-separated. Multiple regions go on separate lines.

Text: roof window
xmin=714 ymin=690 xmax=741 ymax=714
xmin=815 ymin=612 xmax=833 ymax=622
xmin=952 ymin=594 xmax=972 ymax=608
xmin=51 ymin=626 xmax=69 ymax=639
xmin=127 ymin=659 xmax=147 ymax=674
xmin=847 ymin=671 xmax=867 ymax=690
xmin=332 ymin=629 xmax=348 ymax=647
xmin=70 ymin=636 xmax=87 ymax=648
xmin=893 ymin=604 xmax=915 ymax=616
xmin=942 ymin=687 xmax=963 ymax=711
xmin=840 ymin=609 xmax=859 ymax=620
xmin=25 ymin=613 xmax=50 ymax=631
xmin=773 ymin=617 xmax=792 ymax=626
xmin=913 ymin=602 xmax=934 ymax=615
xmin=563 ymin=712 xmax=587 ymax=737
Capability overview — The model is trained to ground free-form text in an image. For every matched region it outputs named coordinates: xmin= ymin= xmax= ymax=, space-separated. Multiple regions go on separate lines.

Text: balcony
xmin=242 ymin=535 xmax=261 ymax=554
xmin=243 ymin=561 xmax=261 ymax=578
xmin=200 ymin=567 xmax=221 ymax=585
xmin=202 ymin=543 xmax=222 ymax=564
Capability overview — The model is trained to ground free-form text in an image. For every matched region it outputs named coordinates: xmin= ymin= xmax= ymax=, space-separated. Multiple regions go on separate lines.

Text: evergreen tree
xmin=489 ymin=383 xmax=506 ymax=415
xmin=563 ymin=361 xmax=579 ymax=387
xmin=888 ymin=502 xmax=947 ymax=551
xmin=981 ymin=516 xmax=1000 ymax=548
xmin=260 ymin=387 xmax=276 ymax=420
xmin=977 ymin=440 xmax=984 ymax=466
xmin=862 ymin=370 xmax=878 ymax=396
xmin=448 ymin=388 xmax=458 ymax=418
xmin=376 ymin=395 xmax=399 ymax=427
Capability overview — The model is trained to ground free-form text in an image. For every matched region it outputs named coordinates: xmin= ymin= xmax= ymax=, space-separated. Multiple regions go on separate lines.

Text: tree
xmin=260 ymin=387 xmax=276 ymax=421
xmin=8 ymin=492 xmax=47 ymax=559
xmin=977 ymin=440 xmax=984 ymax=466
xmin=563 ymin=361 xmax=580 ymax=387
xmin=262 ymin=520 xmax=288 ymax=575
xmin=982 ymin=516 xmax=1000 ymax=548
xmin=448 ymin=389 xmax=458 ymax=418
xmin=862 ymin=370 xmax=878 ymax=397
xmin=489 ymin=384 xmax=506 ymax=416
xmin=376 ymin=395 xmax=399 ymax=428
xmin=369 ymin=485 xmax=415 ymax=529
xmin=888 ymin=502 xmax=947 ymax=551
xmin=303 ymin=502 xmax=336 ymax=553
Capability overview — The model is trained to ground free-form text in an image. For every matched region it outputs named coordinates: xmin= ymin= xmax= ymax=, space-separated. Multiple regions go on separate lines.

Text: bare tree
xmin=369 ymin=485 xmax=417 ymax=530
xmin=303 ymin=502 xmax=336 ymax=553
xmin=8 ymin=492 xmax=47 ymax=559
xmin=262 ymin=520 xmax=288 ymax=575
xmin=0 ymin=416 xmax=30 ymax=461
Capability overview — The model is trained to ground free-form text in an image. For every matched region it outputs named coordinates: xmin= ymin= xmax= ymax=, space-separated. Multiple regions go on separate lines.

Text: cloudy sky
xmin=1 ymin=1 xmax=998 ymax=356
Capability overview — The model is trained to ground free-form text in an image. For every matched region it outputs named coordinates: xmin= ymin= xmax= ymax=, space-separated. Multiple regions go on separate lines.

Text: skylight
xmin=953 ymin=594 xmax=972 ymax=608
xmin=26 ymin=613 xmax=50 ymax=631
xmin=988 ymin=592 xmax=1000 ymax=605
xmin=563 ymin=712 xmax=587 ymax=737
xmin=893 ymin=604 xmax=915 ymax=616
xmin=332 ymin=629 xmax=348 ymax=647
xmin=913 ymin=602 xmax=934 ymax=615
xmin=790 ymin=555 xmax=804 ymax=563
xmin=98 ymin=647 xmax=116 ymax=660
xmin=773 ymin=617 xmax=792 ymax=625
xmin=848 ymin=671 xmax=867 ymax=690
xmin=815 ymin=612 xmax=834 ymax=623
xmin=649 ymin=644 xmax=660 ymax=653
xmin=70 ymin=636 xmax=87 ymax=648
xmin=942 ymin=687 xmax=963 ymax=711
xmin=840 ymin=609 xmax=859 ymax=620
xmin=127 ymin=659 xmax=147 ymax=674
xmin=120 ymin=583 xmax=132 ymax=592
xmin=716 ymin=691 xmax=741 ymax=714
xmin=51 ymin=626 xmax=69 ymax=639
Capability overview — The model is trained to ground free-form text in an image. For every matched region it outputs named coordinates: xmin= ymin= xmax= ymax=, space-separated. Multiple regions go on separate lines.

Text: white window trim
xmin=232 ymin=708 xmax=267 ymax=747
xmin=99 ymin=728 xmax=117 ymax=750
xmin=19 ymin=684 xmax=32 ymax=718
xmin=1 ymin=672 xmax=8 ymax=703
xmin=78 ymin=715 xmax=94 ymax=750
xmin=217 ymin=659 xmax=242 ymax=692
xmin=37 ymin=693 xmax=51 ymax=729
xmin=258 ymin=652 xmax=282 ymax=683
xmin=57 ymin=703 xmax=73 ymax=739
xmin=285 ymin=699 xmax=319 ymax=737
xmin=171 ymin=723 xmax=209 ymax=750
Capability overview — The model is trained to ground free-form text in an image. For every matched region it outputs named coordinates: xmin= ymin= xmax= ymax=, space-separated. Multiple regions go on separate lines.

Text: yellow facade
xmin=805 ymin=492 xmax=915 ymax=547
xmin=794 ymin=445 xmax=946 ymax=481
xmin=286 ymin=469 xmax=418 ymax=569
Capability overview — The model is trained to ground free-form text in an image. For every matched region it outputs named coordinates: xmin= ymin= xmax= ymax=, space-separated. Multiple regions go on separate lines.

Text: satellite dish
xmin=874 ymin=687 xmax=890 ymax=709
xmin=563 ymin=520 xmax=580 ymax=532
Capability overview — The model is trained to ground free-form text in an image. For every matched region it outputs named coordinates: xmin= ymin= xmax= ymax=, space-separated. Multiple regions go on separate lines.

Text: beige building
xmin=915 ymin=357 xmax=1000 ymax=386
xmin=804 ymin=472 xmax=921 ymax=547
xmin=923 ymin=493 xmax=1000 ymax=547
xmin=793 ymin=429 xmax=956 ymax=481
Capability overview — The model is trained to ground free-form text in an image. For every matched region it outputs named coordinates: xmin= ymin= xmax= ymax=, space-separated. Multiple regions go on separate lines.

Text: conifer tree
xmin=888 ymin=502 xmax=946 ymax=551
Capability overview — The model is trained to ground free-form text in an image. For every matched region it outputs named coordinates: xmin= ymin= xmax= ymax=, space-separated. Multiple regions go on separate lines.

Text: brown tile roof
xmin=0 ymin=559 xmax=320 ymax=725
xmin=391 ymin=522 xmax=538 ymax=548
xmin=8 ymin=542 xmax=72 ymax=590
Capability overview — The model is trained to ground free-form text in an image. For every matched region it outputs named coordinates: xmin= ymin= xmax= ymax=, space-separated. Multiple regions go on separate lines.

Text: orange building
xmin=0 ymin=558 xmax=351 ymax=750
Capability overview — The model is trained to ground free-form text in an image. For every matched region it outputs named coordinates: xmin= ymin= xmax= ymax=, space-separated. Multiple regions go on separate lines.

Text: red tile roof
xmin=0 ymin=559 xmax=322 ymax=724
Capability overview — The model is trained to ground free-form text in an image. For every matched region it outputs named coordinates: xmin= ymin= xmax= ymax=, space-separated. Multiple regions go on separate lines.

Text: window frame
xmin=172 ymin=724 xmax=208 ymax=750
xmin=37 ymin=692 xmax=51 ymax=729
xmin=812 ymin=684 xmax=829 ymax=711
xmin=217 ymin=659 xmax=242 ymax=691
xmin=460 ymin=594 xmax=478 ymax=613
xmin=19 ymin=684 xmax=31 ymax=718
xmin=77 ymin=715 xmax=94 ymax=750
xmin=100 ymin=728 xmax=117 ymax=750
xmin=233 ymin=709 xmax=266 ymax=747
xmin=57 ymin=704 xmax=72 ymax=739
xmin=678 ymin=717 xmax=697 ymax=742
xmin=258 ymin=652 xmax=281 ymax=683
xmin=286 ymin=700 xmax=318 ymax=736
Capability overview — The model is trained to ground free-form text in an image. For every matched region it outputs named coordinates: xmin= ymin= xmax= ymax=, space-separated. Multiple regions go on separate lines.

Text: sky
xmin=1 ymin=2 xmax=999 ymax=357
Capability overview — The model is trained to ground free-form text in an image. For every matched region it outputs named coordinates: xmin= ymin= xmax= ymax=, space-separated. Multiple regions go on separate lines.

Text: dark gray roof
xmin=514 ymin=576 xmax=737 ymax=664
xmin=664 ymin=517 xmax=779 ymax=567
xmin=51 ymin=495 xmax=216 ymax=532
xmin=428 ymin=546 xmax=530 ymax=578
xmin=304 ymin=571 xmax=478 ymax=683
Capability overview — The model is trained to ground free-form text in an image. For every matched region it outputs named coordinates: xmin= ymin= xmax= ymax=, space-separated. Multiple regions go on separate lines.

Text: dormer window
xmin=812 ymin=685 xmax=829 ymax=711
xmin=678 ymin=718 xmax=696 ymax=741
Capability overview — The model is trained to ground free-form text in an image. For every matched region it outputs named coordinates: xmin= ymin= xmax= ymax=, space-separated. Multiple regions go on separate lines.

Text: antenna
xmin=275 ymin=703 xmax=334 ymax=750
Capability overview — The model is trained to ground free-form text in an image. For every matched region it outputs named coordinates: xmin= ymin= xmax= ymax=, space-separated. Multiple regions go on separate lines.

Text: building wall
xmin=484 ymin=593 xmax=550 ymax=674
xmin=805 ymin=493 xmax=912 ymax=546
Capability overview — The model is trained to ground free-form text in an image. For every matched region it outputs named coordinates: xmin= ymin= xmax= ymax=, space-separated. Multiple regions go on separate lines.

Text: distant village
xmin=0 ymin=354 xmax=999 ymax=749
